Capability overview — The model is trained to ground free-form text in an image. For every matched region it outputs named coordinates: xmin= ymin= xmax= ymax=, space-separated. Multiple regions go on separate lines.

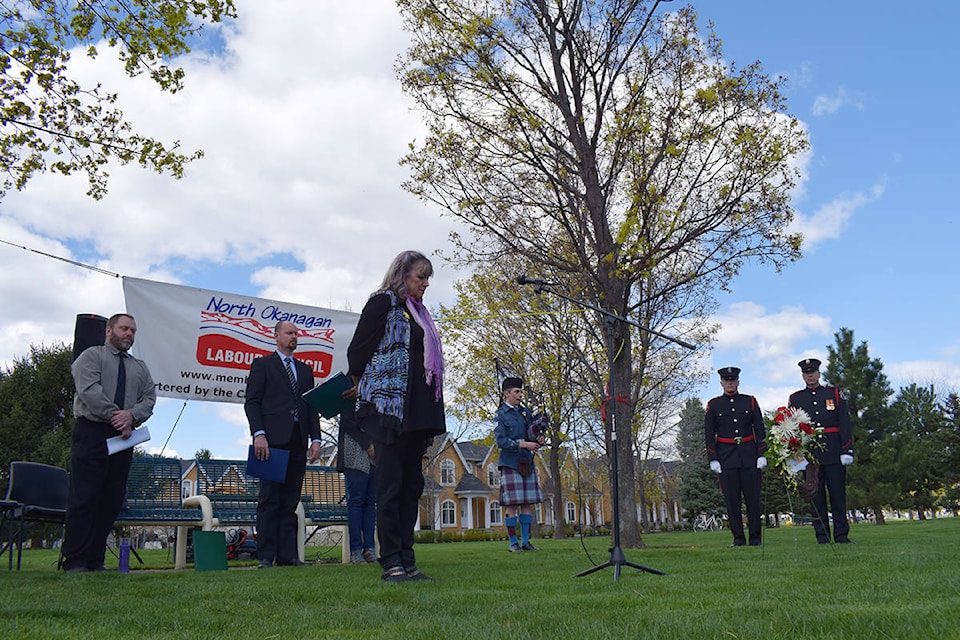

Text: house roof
xmin=454 ymin=472 xmax=491 ymax=495
xmin=457 ymin=440 xmax=491 ymax=462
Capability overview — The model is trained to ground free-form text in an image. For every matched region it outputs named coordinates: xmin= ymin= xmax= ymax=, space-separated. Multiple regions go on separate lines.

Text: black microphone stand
xmin=521 ymin=281 xmax=694 ymax=581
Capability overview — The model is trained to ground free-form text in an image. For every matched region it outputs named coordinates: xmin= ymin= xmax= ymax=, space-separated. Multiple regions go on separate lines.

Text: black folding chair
xmin=3 ymin=462 xmax=69 ymax=570
xmin=0 ymin=499 xmax=21 ymax=564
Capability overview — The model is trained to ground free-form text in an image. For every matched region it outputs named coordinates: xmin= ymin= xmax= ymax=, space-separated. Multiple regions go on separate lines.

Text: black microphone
xmin=517 ymin=274 xmax=554 ymax=286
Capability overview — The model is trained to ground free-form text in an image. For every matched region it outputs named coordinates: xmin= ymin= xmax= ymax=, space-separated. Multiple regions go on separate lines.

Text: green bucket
xmin=193 ymin=531 xmax=228 ymax=571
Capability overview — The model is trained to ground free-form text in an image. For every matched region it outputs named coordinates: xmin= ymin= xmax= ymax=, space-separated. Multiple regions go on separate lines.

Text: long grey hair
xmin=378 ymin=250 xmax=433 ymax=301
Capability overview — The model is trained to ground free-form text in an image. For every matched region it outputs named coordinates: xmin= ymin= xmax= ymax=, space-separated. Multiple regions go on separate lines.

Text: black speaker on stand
xmin=72 ymin=314 xmax=107 ymax=362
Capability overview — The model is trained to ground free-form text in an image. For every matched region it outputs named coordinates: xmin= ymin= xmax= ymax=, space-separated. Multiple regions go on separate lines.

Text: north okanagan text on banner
xmin=121 ymin=276 xmax=360 ymax=405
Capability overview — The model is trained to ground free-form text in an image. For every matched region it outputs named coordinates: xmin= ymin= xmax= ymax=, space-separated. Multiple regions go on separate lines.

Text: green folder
xmin=302 ymin=371 xmax=354 ymax=418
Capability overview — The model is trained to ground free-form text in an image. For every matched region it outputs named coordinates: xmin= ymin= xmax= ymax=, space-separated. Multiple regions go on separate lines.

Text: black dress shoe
xmin=730 ymin=541 xmax=746 ymax=547
xmin=381 ymin=565 xmax=409 ymax=583
xmin=257 ymin=561 xmax=273 ymax=569
xmin=835 ymin=538 xmax=855 ymax=544
xmin=405 ymin=566 xmax=438 ymax=581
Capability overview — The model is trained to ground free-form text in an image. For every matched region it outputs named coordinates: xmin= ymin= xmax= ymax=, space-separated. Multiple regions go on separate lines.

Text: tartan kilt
xmin=499 ymin=467 xmax=543 ymax=506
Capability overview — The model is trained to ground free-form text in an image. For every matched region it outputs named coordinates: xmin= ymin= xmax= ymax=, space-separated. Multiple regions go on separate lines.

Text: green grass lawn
xmin=1 ymin=518 xmax=957 ymax=639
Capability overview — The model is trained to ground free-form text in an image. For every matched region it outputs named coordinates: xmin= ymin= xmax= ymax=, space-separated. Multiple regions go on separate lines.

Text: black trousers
xmin=62 ymin=418 xmax=133 ymax=571
xmin=719 ymin=466 xmax=762 ymax=545
xmin=811 ymin=463 xmax=850 ymax=542
xmin=373 ymin=431 xmax=428 ymax=570
xmin=256 ymin=431 xmax=307 ymax=566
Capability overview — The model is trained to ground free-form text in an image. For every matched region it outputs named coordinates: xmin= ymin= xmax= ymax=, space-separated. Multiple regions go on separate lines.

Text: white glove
xmin=756 ymin=456 xmax=767 ymax=469
xmin=710 ymin=460 xmax=721 ymax=473
xmin=840 ymin=454 xmax=854 ymax=466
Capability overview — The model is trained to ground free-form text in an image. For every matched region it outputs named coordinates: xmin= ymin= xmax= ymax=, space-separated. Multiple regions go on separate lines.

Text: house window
xmin=441 ymin=499 xmax=456 ymax=527
xmin=566 ymin=501 xmax=577 ymax=523
xmin=440 ymin=459 xmax=456 ymax=486
xmin=487 ymin=464 xmax=500 ymax=488
xmin=489 ymin=501 xmax=502 ymax=526
xmin=181 ymin=479 xmax=193 ymax=499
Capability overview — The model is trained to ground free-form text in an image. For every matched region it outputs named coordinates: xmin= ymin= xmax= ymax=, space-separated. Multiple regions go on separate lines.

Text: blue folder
xmin=246 ymin=445 xmax=290 ymax=483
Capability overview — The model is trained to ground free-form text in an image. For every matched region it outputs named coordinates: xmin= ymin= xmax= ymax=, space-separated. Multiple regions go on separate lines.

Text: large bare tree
xmin=398 ymin=0 xmax=807 ymax=547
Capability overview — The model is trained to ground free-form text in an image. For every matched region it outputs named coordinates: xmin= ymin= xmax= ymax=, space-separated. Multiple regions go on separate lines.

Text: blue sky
xmin=1 ymin=1 xmax=957 ymax=459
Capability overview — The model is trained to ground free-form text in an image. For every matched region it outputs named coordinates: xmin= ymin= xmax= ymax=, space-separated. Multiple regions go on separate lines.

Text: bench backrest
xmin=193 ymin=458 xmax=260 ymax=524
xmin=301 ymin=464 xmax=348 ymax=523
xmin=121 ymin=456 xmax=202 ymax=522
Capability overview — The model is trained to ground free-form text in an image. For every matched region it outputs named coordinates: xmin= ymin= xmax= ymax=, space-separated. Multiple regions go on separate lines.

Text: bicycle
xmin=693 ymin=513 xmax=723 ymax=532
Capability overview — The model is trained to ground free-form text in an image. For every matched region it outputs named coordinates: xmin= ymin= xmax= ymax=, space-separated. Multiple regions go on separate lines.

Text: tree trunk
xmin=612 ymin=323 xmax=643 ymax=548
xmin=873 ymin=504 xmax=886 ymax=524
xmin=549 ymin=442 xmax=566 ymax=539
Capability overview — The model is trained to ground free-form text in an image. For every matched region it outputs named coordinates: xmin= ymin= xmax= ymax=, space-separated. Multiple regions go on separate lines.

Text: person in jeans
xmin=337 ymin=403 xmax=377 ymax=564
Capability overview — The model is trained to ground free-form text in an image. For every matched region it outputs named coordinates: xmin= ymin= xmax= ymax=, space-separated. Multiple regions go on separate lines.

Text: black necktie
xmin=114 ymin=353 xmax=127 ymax=409
xmin=284 ymin=357 xmax=297 ymax=392
xmin=284 ymin=357 xmax=299 ymax=422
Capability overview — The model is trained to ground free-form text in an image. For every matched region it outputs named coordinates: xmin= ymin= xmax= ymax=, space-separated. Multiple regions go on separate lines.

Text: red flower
xmin=799 ymin=422 xmax=815 ymax=435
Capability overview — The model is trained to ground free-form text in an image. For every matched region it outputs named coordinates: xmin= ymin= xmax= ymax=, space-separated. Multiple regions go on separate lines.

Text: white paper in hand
xmin=106 ymin=426 xmax=151 ymax=455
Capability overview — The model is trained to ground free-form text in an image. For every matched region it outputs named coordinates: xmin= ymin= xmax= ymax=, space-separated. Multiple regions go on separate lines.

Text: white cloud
xmin=811 ymin=87 xmax=864 ymax=117
xmin=714 ymin=301 xmax=831 ymax=360
xmin=703 ymin=301 xmax=833 ymax=401
xmin=788 ymin=183 xmax=884 ymax=248
xmin=0 ymin=1 xmax=465 ymax=369
xmin=886 ymin=361 xmax=960 ymax=394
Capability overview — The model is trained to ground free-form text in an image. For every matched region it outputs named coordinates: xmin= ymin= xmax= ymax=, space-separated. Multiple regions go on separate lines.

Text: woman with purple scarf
xmin=346 ymin=250 xmax=446 ymax=582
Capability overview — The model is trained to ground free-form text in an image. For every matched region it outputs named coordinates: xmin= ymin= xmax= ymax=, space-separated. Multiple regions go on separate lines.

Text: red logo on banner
xmin=196 ymin=312 xmax=335 ymax=377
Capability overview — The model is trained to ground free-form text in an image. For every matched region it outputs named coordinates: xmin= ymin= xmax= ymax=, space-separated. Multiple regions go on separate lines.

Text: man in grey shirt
xmin=62 ymin=313 xmax=156 ymax=572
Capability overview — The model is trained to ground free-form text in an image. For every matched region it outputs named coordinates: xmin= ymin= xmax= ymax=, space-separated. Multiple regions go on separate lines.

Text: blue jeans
xmin=344 ymin=468 xmax=377 ymax=553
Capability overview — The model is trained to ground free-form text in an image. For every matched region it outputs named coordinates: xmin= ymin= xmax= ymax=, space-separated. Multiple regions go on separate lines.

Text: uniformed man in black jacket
xmin=789 ymin=358 xmax=855 ymax=544
xmin=705 ymin=367 xmax=768 ymax=546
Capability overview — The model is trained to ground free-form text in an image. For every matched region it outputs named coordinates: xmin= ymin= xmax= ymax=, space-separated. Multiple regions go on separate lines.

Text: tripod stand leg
xmin=574 ymin=560 xmax=613 ymax=579
xmin=574 ymin=545 xmax=667 ymax=580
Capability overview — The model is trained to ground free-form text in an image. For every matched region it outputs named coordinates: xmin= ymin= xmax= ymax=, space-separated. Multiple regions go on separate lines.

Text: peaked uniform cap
xmin=717 ymin=366 xmax=740 ymax=379
xmin=798 ymin=358 xmax=822 ymax=372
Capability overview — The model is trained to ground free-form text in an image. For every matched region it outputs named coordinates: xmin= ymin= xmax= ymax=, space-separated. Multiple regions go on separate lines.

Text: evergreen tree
xmin=939 ymin=393 xmax=960 ymax=515
xmin=825 ymin=328 xmax=895 ymax=523
xmin=888 ymin=384 xmax=947 ymax=518
xmin=675 ymin=398 xmax=724 ymax=520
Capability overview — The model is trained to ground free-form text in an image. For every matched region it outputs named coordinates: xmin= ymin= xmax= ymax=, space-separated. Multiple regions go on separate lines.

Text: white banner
xmin=122 ymin=276 xmax=359 ymax=404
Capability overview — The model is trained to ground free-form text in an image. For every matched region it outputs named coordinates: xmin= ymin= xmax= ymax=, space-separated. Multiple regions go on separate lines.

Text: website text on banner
xmin=122 ymin=277 xmax=360 ymax=404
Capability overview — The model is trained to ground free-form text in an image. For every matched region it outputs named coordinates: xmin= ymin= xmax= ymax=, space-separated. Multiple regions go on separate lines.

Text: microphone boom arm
xmin=525 ymin=281 xmax=696 ymax=351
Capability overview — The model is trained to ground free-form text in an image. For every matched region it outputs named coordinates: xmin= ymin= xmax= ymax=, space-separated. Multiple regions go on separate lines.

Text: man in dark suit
xmin=705 ymin=366 xmax=768 ymax=547
xmin=790 ymin=358 xmax=854 ymax=544
xmin=244 ymin=321 xmax=322 ymax=567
